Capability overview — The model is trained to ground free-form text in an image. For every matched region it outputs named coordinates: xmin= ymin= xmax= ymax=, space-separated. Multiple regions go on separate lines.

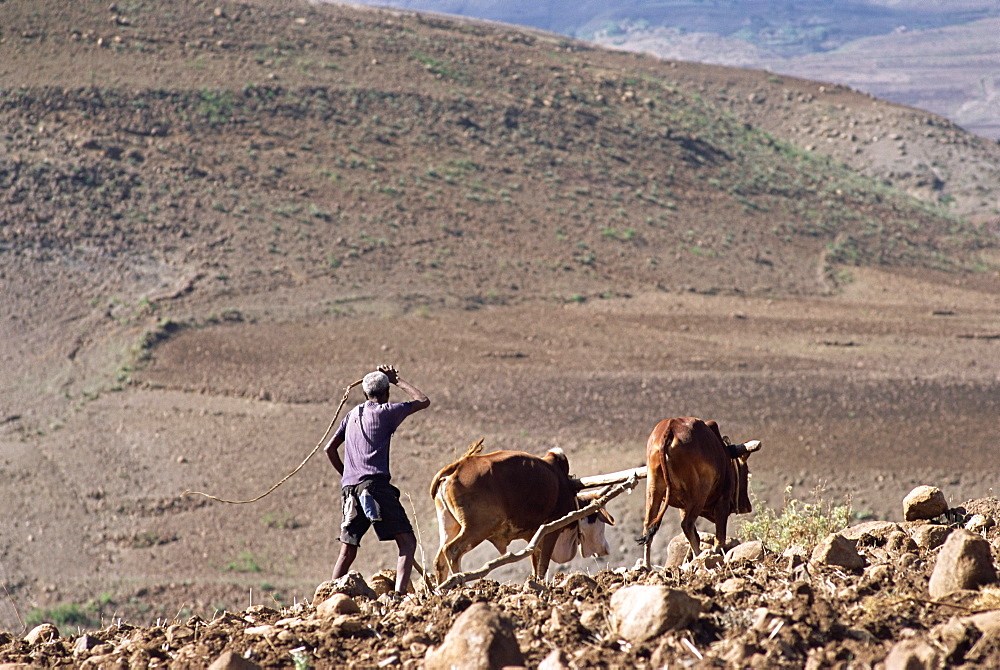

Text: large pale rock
xmin=904 ymin=486 xmax=949 ymax=521
xmin=316 ymin=593 xmax=361 ymax=618
xmin=908 ymin=523 xmax=952 ymax=551
xmin=928 ymin=529 xmax=999 ymax=598
xmin=663 ymin=532 xmax=717 ymax=567
xmin=725 ymin=540 xmax=765 ymax=564
xmin=24 ymin=623 xmax=59 ymax=645
xmin=313 ymin=571 xmax=377 ymax=603
xmin=883 ymin=638 xmax=940 ymax=670
xmin=811 ymin=533 xmax=866 ymax=570
xmin=207 ymin=650 xmax=262 ymax=670
xmin=609 ymin=585 xmax=701 ymax=643
xmin=424 ymin=603 xmax=524 ymax=670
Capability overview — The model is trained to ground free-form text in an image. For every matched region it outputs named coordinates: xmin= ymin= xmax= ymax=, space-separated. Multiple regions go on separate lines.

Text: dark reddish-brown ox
xmin=430 ymin=440 xmax=614 ymax=583
xmin=637 ymin=417 xmax=760 ymax=566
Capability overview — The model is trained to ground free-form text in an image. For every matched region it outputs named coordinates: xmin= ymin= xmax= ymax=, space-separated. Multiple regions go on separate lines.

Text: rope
xmin=182 ymin=378 xmax=364 ymax=504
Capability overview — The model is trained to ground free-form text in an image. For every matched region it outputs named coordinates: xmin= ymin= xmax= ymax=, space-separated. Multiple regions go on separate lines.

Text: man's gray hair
xmin=362 ymin=371 xmax=390 ymax=397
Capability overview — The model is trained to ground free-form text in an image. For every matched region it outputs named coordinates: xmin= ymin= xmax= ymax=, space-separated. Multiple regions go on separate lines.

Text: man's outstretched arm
xmin=394 ymin=376 xmax=430 ymax=412
xmin=379 ymin=365 xmax=430 ymax=412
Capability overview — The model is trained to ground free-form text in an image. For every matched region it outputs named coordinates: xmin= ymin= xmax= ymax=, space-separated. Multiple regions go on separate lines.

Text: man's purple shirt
xmin=334 ymin=400 xmax=415 ymax=486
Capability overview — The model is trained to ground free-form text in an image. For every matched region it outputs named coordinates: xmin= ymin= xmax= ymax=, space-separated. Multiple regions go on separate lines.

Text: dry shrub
xmin=738 ymin=485 xmax=852 ymax=553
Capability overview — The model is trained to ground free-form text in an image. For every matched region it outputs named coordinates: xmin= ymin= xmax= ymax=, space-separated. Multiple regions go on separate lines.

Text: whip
xmin=181 ymin=375 xmax=366 ymax=504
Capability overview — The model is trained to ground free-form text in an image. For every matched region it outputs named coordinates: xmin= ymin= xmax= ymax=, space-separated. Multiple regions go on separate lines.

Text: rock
xmin=928 ymin=529 xmax=999 ymax=598
xmin=966 ymin=609 xmax=1000 ymax=638
xmin=577 ymin=603 xmax=604 ymax=631
xmin=904 ymin=485 xmax=949 ymax=521
xmin=424 ymin=603 xmax=524 ymax=670
xmin=841 ymin=520 xmax=902 ymax=547
xmin=718 ymin=577 xmax=748 ymax=595
xmin=316 ymin=593 xmax=361 ymax=618
xmin=663 ymin=532 xmax=716 ymax=567
xmin=207 ymin=650 xmax=262 ymax=670
xmin=329 ymin=615 xmax=365 ymax=637
xmin=782 ymin=546 xmax=808 ymax=570
xmin=24 ymin=623 xmax=59 ymax=645
xmin=908 ymin=523 xmax=952 ymax=551
xmin=883 ymin=638 xmax=941 ymax=670
xmin=73 ymin=633 xmax=99 ymax=654
xmin=243 ymin=625 xmax=276 ymax=637
xmin=725 ymin=540 xmax=765 ymax=563
xmin=537 ymin=647 xmax=570 ymax=670
xmin=165 ymin=624 xmax=194 ymax=645
xmin=558 ymin=573 xmax=597 ymax=593
xmin=313 ymin=571 xmax=377 ymax=603
xmin=932 ymin=616 xmax=981 ymax=663
xmin=885 ymin=530 xmax=918 ymax=555
xmin=862 ymin=564 xmax=892 ymax=588
xmin=369 ymin=570 xmax=395 ymax=596
xmin=811 ymin=533 xmax=866 ymax=570
xmin=965 ymin=514 xmax=995 ymax=533
xmin=609 ymin=585 xmax=701 ymax=643
xmin=688 ymin=551 xmax=723 ymax=570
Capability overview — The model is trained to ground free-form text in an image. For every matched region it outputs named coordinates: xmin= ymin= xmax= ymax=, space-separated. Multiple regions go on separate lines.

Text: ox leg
xmin=713 ymin=498 xmax=733 ymax=552
xmin=637 ymin=462 xmax=668 ymax=567
xmin=433 ymin=495 xmax=463 ymax=585
xmin=531 ymin=534 xmax=557 ymax=581
xmin=679 ymin=506 xmax=702 ymax=558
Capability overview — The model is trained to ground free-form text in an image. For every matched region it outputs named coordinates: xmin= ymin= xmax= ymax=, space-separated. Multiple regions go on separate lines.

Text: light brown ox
xmin=430 ymin=440 xmax=614 ymax=584
xmin=637 ymin=417 xmax=760 ymax=566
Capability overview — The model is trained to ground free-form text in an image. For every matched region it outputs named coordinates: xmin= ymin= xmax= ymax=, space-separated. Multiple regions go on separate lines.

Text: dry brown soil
xmin=1 ymin=1 xmax=999 ymax=667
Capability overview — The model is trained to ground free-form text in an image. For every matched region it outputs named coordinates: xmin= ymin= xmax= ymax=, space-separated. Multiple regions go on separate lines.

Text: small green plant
xmin=290 ymin=646 xmax=312 ymax=670
xmin=196 ymin=88 xmax=234 ymax=125
xmin=225 ymin=551 xmax=263 ymax=573
xmin=26 ymin=602 xmax=104 ymax=630
xmin=739 ymin=486 xmax=852 ymax=552
xmin=262 ymin=513 xmax=301 ymax=530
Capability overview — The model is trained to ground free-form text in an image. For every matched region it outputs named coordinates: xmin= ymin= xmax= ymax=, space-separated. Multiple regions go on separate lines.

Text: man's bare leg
xmin=332 ymin=542 xmax=359 ymax=580
xmin=393 ymin=532 xmax=417 ymax=594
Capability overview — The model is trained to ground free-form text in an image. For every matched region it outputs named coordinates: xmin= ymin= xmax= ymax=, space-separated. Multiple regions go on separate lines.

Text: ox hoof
xmin=744 ymin=439 xmax=762 ymax=453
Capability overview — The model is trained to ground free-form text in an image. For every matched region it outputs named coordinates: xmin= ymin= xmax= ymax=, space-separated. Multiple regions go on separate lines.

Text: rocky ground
xmin=1 ymin=490 xmax=998 ymax=669
xmin=2 ymin=2 xmax=1000 ymax=668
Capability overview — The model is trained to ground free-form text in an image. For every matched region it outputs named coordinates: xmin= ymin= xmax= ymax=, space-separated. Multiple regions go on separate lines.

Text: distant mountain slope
xmin=337 ymin=0 xmax=1000 ymax=139
xmin=770 ymin=18 xmax=1000 ymax=141
xmin=1 ymin=0 xmax=996 ymax=311
xmin=336 ymin=0 xmax=1000 ymax=53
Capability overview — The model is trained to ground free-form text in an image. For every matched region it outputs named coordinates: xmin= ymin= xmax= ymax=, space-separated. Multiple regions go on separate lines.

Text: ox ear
xmin=595 ymin=507 xmax=615 ymax=526
xmin=578 ymin=491 xmax=615 ymax=525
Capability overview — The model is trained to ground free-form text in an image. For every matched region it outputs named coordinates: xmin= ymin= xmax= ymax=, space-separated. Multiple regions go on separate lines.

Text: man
xmin=324 ymin=365 xmax=430 ymax=595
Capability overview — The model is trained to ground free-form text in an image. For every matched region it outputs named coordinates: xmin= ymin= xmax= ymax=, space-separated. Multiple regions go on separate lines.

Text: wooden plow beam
xmin=436 ymin=471 xmax=643 ymax=591
xmin=572 ymin=466 xmax=647 ymax=490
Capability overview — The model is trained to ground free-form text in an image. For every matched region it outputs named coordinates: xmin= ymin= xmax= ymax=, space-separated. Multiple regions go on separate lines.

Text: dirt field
xmin=1 ymin=1 xmax=999 ymax=666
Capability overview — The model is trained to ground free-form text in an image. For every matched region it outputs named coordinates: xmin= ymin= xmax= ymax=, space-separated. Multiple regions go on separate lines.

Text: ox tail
xmin=462 ymin=437 xmax=486 ymax=459
xmin=636 ymin=426 xmax=675 ymax=546
xmin=428 ymin=437 xmax=486 ymax=499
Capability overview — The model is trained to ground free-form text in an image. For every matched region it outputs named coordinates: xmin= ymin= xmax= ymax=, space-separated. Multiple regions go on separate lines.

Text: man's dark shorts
xmin=340 ymin=476 xmax=413 ymax=545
